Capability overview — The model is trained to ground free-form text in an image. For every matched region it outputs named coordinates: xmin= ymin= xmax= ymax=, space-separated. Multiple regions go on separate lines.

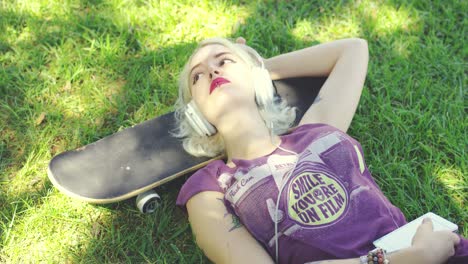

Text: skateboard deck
xmin=47 ymin=77 xmax=325 ymax=205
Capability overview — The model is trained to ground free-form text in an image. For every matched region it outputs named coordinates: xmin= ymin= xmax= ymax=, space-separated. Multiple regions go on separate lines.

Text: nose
xmin=209 ymin=69 xmax=220 ymax=79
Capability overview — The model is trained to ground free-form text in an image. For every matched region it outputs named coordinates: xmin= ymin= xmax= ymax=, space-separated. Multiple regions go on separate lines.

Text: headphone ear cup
xmin=185 ymin=104 xmax=205 ymax=136
xmin=253 ymin=67 xmax=274 ymax=107
xmin=185 ymin=101 xmax=217 ymax=137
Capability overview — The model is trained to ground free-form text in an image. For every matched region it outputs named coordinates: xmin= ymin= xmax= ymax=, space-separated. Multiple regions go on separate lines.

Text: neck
xmin=216 ymin=108 xmax=280 ymax=166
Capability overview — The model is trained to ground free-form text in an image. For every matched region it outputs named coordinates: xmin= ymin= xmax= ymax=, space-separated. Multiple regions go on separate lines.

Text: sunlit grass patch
xmin=433 ymin=167 xmax=467 ymax=204
xmin=357 ymin=0 xmax=422 ymax=36
xmin=292 ymin=17 xmax=361 ymax=43
xmin=101 ymin=0 xmax=252 ymax=49
xmin=1 ymin=195 xmax=112 ymax=262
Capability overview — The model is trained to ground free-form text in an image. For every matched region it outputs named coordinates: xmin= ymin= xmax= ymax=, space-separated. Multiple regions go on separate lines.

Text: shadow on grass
xmin=0 ymin=3 xmax=209 ymax=261
xmin=0 ymin=0 xmax=466 ymax=262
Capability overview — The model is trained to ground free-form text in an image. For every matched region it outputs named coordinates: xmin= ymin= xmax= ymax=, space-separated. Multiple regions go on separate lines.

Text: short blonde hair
xmin=172 ymin=37 xmax=296 ymax=157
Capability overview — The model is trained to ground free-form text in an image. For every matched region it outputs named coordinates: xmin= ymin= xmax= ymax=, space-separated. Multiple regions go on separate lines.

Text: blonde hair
xmin=172 ymin=37 xmax=296 ymax=157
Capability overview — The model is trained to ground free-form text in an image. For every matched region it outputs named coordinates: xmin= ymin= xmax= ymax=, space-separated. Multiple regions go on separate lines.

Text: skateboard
xmin=47 ymin=77 xmax=325 ymax=213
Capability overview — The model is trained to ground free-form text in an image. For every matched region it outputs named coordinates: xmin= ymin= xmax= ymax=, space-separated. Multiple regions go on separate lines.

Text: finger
xmin=452 ymin=233 xmax=461 ymax=246
xmin=421 ymin=217 xmax=434 ymax=230
xmin=415 ymin=218 xmax=434 ymax=235
xmin=235 ymin=37 xmax=246 ymax=45
xmin=447 ymin=246 xmax=455 ymax=258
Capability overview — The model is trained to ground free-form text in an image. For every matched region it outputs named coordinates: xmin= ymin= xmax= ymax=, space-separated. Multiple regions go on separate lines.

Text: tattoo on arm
xmin=217 ymin=198 xmax=243 ymax=232
xmin=228 ymin=215 xmax=243 ymax=232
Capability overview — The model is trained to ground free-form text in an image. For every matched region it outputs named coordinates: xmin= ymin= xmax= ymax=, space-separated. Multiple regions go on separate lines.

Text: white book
xmin=373 ymin=212 xmax=459 ymax=253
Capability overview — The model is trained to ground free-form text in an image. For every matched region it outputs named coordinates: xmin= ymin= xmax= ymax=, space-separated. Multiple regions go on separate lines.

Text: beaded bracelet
xmin=360 ymin=248 xmax=389 ymax=264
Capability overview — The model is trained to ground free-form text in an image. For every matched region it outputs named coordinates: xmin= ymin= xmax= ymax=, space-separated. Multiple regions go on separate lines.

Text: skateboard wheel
xmin=136 ymin=190 xmax=161 ymax=214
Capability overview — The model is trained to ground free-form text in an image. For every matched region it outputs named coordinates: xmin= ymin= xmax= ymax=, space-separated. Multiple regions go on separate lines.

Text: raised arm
xmin=186 ymin=191 xmax=274 ymax=264
xmin=264 ymin=38 xmax=369 ymax=132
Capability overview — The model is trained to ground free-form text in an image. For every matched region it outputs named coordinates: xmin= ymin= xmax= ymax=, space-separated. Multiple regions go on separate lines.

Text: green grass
xmin=0 ymin=0 xmax=466 ymax=262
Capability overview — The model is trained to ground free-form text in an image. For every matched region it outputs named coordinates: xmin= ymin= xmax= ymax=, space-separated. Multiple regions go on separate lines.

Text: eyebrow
xmin=189 ymin=51 xmax=232 ymax=76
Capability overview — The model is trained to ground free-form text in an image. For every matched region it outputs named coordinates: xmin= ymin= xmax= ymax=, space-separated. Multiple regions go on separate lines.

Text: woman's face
xmin=188 ymin=44 xmax=256 ymax=125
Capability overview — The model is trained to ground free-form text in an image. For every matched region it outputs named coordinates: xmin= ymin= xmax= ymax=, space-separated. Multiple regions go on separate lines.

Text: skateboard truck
xmin=136 ymin=190 xmax=161 ymax=213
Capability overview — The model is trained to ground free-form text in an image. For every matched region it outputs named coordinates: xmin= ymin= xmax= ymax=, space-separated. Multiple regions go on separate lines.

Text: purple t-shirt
xmin=176 ymin=123 xmax=468 ymax=263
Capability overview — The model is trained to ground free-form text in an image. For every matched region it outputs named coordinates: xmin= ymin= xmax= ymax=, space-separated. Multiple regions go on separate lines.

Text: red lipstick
xmin=210 ymin=77 xmax=230 ymax=94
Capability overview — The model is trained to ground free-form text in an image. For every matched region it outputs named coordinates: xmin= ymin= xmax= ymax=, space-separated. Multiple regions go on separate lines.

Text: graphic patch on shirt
xmin=225 ymin=164 xmax=271 ymax=205
xmin=287 ymin=166 xmax=349 ymax=227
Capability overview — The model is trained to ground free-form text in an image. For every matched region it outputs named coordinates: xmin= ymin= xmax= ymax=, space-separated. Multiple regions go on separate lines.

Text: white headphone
xmin=184 ymin=101 xmax=217 ymax=137
xmin=185 ymin=51 xmax=275 ymax=137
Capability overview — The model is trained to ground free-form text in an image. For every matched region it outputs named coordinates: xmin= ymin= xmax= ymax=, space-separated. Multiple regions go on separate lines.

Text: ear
xmin=235 ymin=37 xmax=246 ymax=45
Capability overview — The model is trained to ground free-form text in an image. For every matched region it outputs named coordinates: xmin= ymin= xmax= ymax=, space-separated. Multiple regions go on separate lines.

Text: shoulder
xmin=176 ymin=159 xmax=226 ymax=210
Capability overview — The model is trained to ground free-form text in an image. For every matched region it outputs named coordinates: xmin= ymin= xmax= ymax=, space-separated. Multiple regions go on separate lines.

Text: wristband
xmin=360 ymin=248 xmax=389 ymax=264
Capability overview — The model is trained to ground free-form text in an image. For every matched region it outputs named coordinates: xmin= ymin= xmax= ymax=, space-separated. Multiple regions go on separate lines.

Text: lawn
xmin=0 ymin=0 xmax=466 ymax=263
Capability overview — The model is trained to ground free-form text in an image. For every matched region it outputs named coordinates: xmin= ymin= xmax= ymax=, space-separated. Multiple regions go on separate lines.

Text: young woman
xmin=174 ymin=37 xmax=466 ymax=264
